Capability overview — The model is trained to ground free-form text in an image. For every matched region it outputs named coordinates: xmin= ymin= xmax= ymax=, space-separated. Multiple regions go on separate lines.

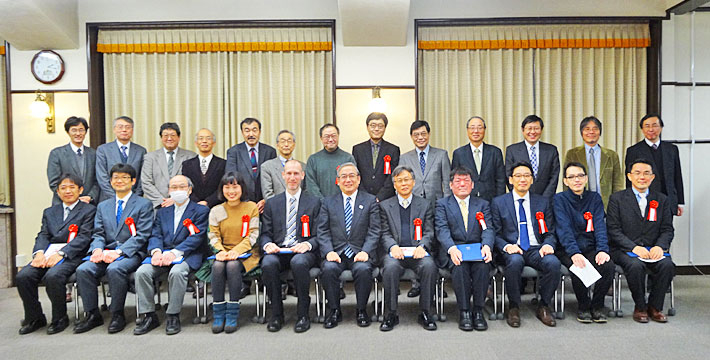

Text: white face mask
xmin=169 ymin=190 xmax=189 ymax=204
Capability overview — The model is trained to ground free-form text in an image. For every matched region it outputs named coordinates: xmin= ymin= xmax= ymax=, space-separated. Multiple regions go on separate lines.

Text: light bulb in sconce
xmin=369 ymin=87 xmax=387 ymax=113
xmin=30 ymin=90 xmax=55 ymax=133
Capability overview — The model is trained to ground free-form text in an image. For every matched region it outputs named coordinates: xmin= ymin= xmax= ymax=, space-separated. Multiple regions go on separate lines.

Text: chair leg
xmin=202 ymin=281 xmax=209 ymax=323
xmin=557 ymin=275 xmax=566 ymax=319
xmin=100 ymin=282 xmax=108 ymax=311
xmin=616 ymin=273 xmax=624 ymax=317
xmin=439 ymin=278 xmax=447 ymax=322
xmin=490 ymin=276 xmax=499 ymax=320
xmin=668 ymin=279 xmax=676 ymax=316
xmin=262 ymin=282 xmax=267 ymax=323
xmin=372 ymin=278 xmax=379 ymax=322
xmin=192 ymin=279 xmax=200 ymax=324
xmin=501 ymin=275 xmax=506 ymax=316
xmin=73 ymin=282 xmax=80 ymax=322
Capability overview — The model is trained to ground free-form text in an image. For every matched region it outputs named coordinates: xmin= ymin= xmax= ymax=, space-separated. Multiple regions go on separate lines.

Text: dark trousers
xmin=75 ymin=255 xmax=142 ymax=314
xmin=612 ymin=251 xmax=675 ymax=310
xmin=16 ymin=258 xmax=81 ymax=322
xmin=321 ymin=257 xmax=372 ymax=311
xmin=211 ymin=260 xmax=245 ymax=302
xmin=261 ymin=252 xmax=317 ymax=318
xmin=558 ymin=250 xmax=615 ymax=311
xmin=451 ymin=260 xmax=491 ymax=312
xmin=502 ymin=247 xmax=561 ymax=308
xmin=382 ymin=256 xmax=437 ymax=312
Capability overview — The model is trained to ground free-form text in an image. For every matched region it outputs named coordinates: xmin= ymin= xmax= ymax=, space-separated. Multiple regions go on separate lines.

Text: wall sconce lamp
xmin=30 ymin=90 xmax=54 ymax=133
xmin=369 ymin=86 xmax=387 ymax=113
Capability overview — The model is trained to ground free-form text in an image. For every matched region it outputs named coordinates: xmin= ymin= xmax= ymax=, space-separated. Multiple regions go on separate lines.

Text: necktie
xmin=419 ymin=151 xmax=426 ymax=175
xmin=474 ymin=148 xmax=481 ymax=173
xmin=120 ymin=145 xmax=128 ymax=163
xmin=588 ymin=147 xmax=598 ymax=193
xmin=530 ymin=145 xmax=538 ymax=178
xmin=76 ymin=148 xmax=84 ymax=177
xmin=250 ymin=148 xmax=258 ymax=177
xmin=343 ymin=197 xmax=354 ymax=258
xmin=63 ymin=206 xmax=70 ymax=221
xmin=116 ymin=199 xmax=124 ymax=226
xmin=459 ymin=200 xmax=468 ymax=231
xmin=285 ymin=197 xmax=297 ymax=247
xmin=167 ymin=151 xmax=175 ymax=174
xmin=200 ymin=158 xmax=208 ymax=175
xmin=652 ymin=143 xmax=658 ymax=150
xmin=518 ymin=198 xmax=530 ymax=251
xmin=402 ymin=198 xmax=409 ymax=208
xmin=372 ymin=144 xmax=379 ymax=169
xmin=638 ymin=192 xmax=647 ymax=216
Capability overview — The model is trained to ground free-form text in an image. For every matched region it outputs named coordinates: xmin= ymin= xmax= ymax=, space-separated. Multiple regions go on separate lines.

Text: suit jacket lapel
xmin=350 ymin=193 xmax=365 ymax=237
xmin=448 ymin=196 xmax=466 ymax=231
xmin=238 ymin=143 xmax=252 ymax=174
xmin=537 ymin=144 xmax=548 ymax=172
xmin=257 ymin=143 xmax=268 ymax=167
xmin=387 ymin=200 xmax=402 ymax=242
xmin=173 ymin=203 xmax=195 ymax=242
xmin=480 ymin=144 xmax=493 ymax=176
xmin=127 ymin=143 xmax=140 ymax=165
xmin=599 ymin=147 xmax=610 ymax=177
xmin=464 ymin=145 xmax=479 ymax=177
xmin=157 ymin=149 xmax=170 ymax=180
xmin=61 ymin=203 xmax=83 ymax=229
xmin=410 ymin=152 xmax=425 ymax=182
xmin=115 ymin=195 xmax=137 ymax=238
xmin=625 ymin=189 xmax=643 ymax=218
xmin=422 ymin=150 xmax=433 ymax=179
xmin=63 ymin=145 xmax=83 ymax=176
xmin=466 ymin=198 xmax=477 ymax=236
xmin=506 ymin=194 xmax=519 ymax=238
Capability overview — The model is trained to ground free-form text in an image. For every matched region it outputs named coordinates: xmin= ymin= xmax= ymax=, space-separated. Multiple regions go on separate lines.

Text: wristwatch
xmin=57 ymin=250 xmax=67 ymax=258
xmin=115 ymin=249 xmax=123 ymax=256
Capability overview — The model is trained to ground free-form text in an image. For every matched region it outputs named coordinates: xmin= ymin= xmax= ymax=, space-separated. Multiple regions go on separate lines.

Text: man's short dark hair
xmin=392 ymin=165 xmax=415 ymax=180
xmin=113 ymin=116 xmax=134 ymax=127
xmin=627 ymin=158 xmax=655 ymax=174
xmin=466 ymin=116 xmax=486 ymax=129
xmin=218 ymin=171 xmax=249 ymax=202
xmin=579 ymin=116 xmax=602 ymax=136
xmin=319 ymin=123 xmax=339 ymax=137
xmin=57 ymin=173 xmax=84 ymax=188
xmin=449 ymin=166 xmax=474 ymax=182
xmin=509 ymin=161 xmax=534 ymax=177
xmin=564 ymin=162 xmax=587 ymax=177
xmin=109 ymin=163 xmax=137 ymax=180
xmin=366 ymin=112 xmax=388 ymax=127
xmin=410 ymin=120 xmax=430 ymax=135
xmin=159 ymin=122 xmax=181 ymax=137
xmin=640 ymin=114 xmax=664 ymax=129
xmin=64 ymin=116 xmax=89 ymax=133
xmin=240 ymin=117 xmax=262 ymax=130
xmin=521 ymin=114 xmax=544 ymax=129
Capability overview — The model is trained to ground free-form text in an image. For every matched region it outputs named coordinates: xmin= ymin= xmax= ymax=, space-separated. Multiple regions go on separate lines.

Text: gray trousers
xmin=135 ymin=262 xmax=190 ymax=315
xmin=382 ymin=256 xmax=437 ymax=312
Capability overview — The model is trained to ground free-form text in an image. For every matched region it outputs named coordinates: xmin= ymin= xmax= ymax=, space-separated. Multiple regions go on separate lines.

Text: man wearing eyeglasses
xmin=452 ymin=116 xmax=506 ymax=202
xmin=261 ymin=130 xmax=305 ymax=200
xmin=305 ymin=124 xmax=355 ymax=198
xmin=491 ymin=161 xmax=560 ymax=328
xmin=505 ymin=115 xmax=560 ymax=199
xmin=624 ymin=114 xmax=684 ymax=216
xmin=47 ymin=117 xmax=99 ymax=206
xmin=95 ymin=116 xmax=147 ymax=202
xmin=607 ymin=159 xmax=675 ymax=323
xmin=352 ymin=112 xmax=400 ymax=201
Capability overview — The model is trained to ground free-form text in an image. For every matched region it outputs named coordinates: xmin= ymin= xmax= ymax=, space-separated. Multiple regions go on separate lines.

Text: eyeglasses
xmin=411 ymin=131 xmax=428 ymax=138
xmin=338 ymin=173 xmax=358 ymax=180
xmin=169 ymin=184 xmax=190 ymax=191
xmin=452 ymin=178 xmax=472 ymax=184
xmin=69 ymin=128 xmax=86 ymax=134
xmin=630 ymin=171 xmax=653 ymax=177
xmin=161 ymin=133 xmax=179 ymax=139
xmin=523 ymin=126 xmax=541 ymax=132
xmin=111 ymin=175 xmax=132 ymax=181
xmin=196 ymin=136 xmax=214 ymax=142
xmin=393 ymin=177 xmax=413 ymax=184
xmin=368 ymin=124 xmax=386 ymax=130
xmin=114 ymin=125 xmax=133 ymax=130
xmin=467 ymin=126 xmax=485 ymax=131
xmin=642 ymin=124 xmax=661 ymax=129
xmin=322 ymin=134 xmax=338 ymax=140
xmin=512 ymin=174 xmax=533 ymax=179
xmin=565 ymin=174 xmax=587 ymax=180
xmin=277 ymin=139 xmax=295 ymax=145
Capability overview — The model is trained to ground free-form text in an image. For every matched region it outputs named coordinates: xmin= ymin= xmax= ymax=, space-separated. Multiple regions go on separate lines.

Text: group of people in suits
xmin=17 ymin=110 xmax=681 ymax=336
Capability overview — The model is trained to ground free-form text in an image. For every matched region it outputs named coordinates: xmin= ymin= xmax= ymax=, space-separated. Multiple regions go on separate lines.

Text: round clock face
xmin=31 ymin=50 xmax=65 ymax=84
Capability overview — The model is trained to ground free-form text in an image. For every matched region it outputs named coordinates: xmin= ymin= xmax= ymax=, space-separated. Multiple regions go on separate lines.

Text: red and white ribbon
xmin=301 ymin=215 xmax=310 ymax=237
xmin=413 ymin=218 xmax=423 ymax=241
xmin=335 ymin=165 xmax=340 ymax=185
xmin=476 ymin=212 xmax=487 ymax=230
xmin=584 ymin=212 xmax=594 ymax=232
xmin=241 ymin=215 xmax=250 ymax=237
xmin=383 ymin=155 xmax=392 ymax=175
xmin=183 ymin=218 xmax=200 ymax=235
xmin=648 ymin=200 xmax=658 ymax=222
xmin=535 ymin=212 xmax=548 ymax=234
xmin=125 ymin=217 xmax=137 ymax=236
xmin=68 ymin=224 xmax=78 ymax=242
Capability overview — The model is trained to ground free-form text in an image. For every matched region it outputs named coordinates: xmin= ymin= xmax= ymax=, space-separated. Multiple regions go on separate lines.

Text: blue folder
xmin=277 ymin=249 xmax=294 ymax=254
xmin=206 ymin=253 xmax=252 ymax=260
xmin=627 ymin=247 xmax=670 ymax=258
xmin=82 ymin=255 xmax=124 ymax=262
xmin=141 ymin=257 xmax=184 ymax=265
xmin=457 ymin=243 xmax=483 ymax=262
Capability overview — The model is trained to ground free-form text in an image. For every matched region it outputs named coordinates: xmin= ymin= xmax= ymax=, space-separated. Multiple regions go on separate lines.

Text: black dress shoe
xmin=19 ymin=315 xmax=47 ymax=335
xmin=73 ymin=311 xmax=104 ymax=334
xmin=356 ymin=309 xmax=371 ymax=327
xmin=458 ymin=311 xmax=473 ymax=331
xmin=379 ymin=312 xmax=399 ymax=331
xmin=418 ymin=311 xmax=437 ymax=330
xmin=47 ymin=316 xmax=69 ymax=335
xmin=108 ymin=313 xmax=127 ymax=334
xmin=294 ymin=316 xmax=310 ymax=333
xmin=472 ymin=310 xmax=488 ymax=331
xmin=339 ymin=287 xmax=346 ymax=300
xmin=165 ymin=314 xmax=181 ymax=335
xmin=267 ymin=316 xmax=283 ymax=332
xmin=239 ymin=285 xmax=251 ymax=299
xmin=506 ymin=307 xmax=521 ymax=328
xmin=324 ymin=308 xmax=342 ymax=329
xmin=407 ymin=287 xmax=421 ymax=298
xmin=133 ymin=312 xmax=159 ymax=335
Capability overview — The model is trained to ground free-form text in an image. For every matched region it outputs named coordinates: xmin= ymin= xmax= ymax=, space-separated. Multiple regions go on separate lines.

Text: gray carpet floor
xmin=1 ymin=275 xmax=709 ymax=360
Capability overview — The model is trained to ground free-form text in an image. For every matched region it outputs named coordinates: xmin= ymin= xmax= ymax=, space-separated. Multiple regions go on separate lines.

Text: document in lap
xmin=457 ymin=243 xmax=483 ymax=262
xmin=389 ymin=246 xmax=430 ymax=258
xmin=569 ymin=257 xmax=602 ymax=288
xmin=44 ymin=243 xmax=66 ymax=258
xmin=206 ymin=253 xmax=252 ymax=260
xmin=626 ymin=247 xmax=670 ymax=263
xmin=142 ymin=255 xmax=184 ymax=265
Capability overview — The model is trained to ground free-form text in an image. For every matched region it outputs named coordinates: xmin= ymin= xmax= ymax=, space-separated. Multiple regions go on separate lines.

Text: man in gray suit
xmin=95 ymin=116 xmax=147 ymax=202
xmin=505 ymin=115 xmax=560 ymax=199
xmin=47 ymin=116 xmax=99 ymax=205
xmin=141 ymin=123 xmax=196 ymax=208
xmin=261 ymin=130 xmax=305 ymax=200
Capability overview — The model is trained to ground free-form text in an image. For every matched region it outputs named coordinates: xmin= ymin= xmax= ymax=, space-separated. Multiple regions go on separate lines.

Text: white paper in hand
xmin=44 ymin=243 xmax=67 ymax=257
xmin=569 ymin=257 xmax=602 ymax=288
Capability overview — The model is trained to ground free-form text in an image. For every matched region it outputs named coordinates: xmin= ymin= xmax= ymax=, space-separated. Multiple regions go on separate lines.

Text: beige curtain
xmin=101 ymin=27 xmax=333 ymax=162
xmin=0 ymin=43 xmax=9 ymax=206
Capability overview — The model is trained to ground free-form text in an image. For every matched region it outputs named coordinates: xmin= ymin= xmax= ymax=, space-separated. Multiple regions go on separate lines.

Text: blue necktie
xmin=343 ymin=197 xmax=354 ymax=258
xmin=419 ymin=151 xmax=426 ymax=176
xmin=120 ymin=145 xmax=128 ymax=163
xmin=284 ymin=197 xmax=297 ymax=247
xmin=518 ymin=198 xmax=530 ymax=251
xmin=116 ymin=199 xmax=124 ymax=226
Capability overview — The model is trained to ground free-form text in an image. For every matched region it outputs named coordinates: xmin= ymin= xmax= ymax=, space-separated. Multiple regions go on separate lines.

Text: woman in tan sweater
xmin=208 ymin=172 xmax=260 ymax=333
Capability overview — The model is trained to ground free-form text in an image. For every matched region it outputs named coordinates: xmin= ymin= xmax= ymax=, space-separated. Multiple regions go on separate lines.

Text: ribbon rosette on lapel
xmin=301 ymin=215 xmax=310 ymax=237
xmin=413 ymin=218 xmax=423 ymax=241
xmin=67 ymin=224 xmax=78 ymax=242
xmin=125 ymin=217 xmax=137 ymax=236
xmin=383 ymin=155 xmax=392 ymax=174
xmin=584 ymin=212 xmax=594 ymax=232
xmin=241 ymin=215 xmax=250 ymax=237
xmin=648 ymin=200 xmax=658 ymax=221
xmin=475 ymin=212 xmax=487 ymax=230
xmin=183 ymin=218 xmax=201 ymax=235
xmin=535 ymin=212 xmax=548 ymax=234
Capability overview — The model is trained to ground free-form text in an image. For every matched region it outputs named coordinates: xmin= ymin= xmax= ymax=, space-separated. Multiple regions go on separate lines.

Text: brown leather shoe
xmin=506 ymin=308 xmax=521 ymax=328
xmin=633 ymin=307 xmax=649 ymax=323
xmin=536 ymin=306 xmax=556 ymax=327
xmin=647 ymin=306 xmax=668 ymax=323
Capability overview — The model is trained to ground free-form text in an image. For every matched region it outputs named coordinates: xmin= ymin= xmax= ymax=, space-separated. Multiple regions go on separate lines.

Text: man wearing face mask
xmin=133 ymin=175 xmax=209 ymax=335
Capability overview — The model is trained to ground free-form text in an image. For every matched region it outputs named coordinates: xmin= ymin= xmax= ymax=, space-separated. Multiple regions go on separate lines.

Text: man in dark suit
xmin=505 ymin=115 xmax=560 ymax=198
xmin=74 ymin=163 xmax=154 ymax=334
xmin=379 ymin=165 xmax=438 ymax=331
xmin=451 ymin=116 xmax=506 ymax=202
xmin=16 ymin=174 xmax=96 ymax=335
xmin=261 ymin=160 xmax=321 ymax=333
xmin=134 ymin=175 xmax=209 ymax=335
xmin=95 ymin=116 xmax=147 ymax=202
xmin=352 ymin=112 xmax=400 ymax=201
xmin=608 ymin=159 xmax=675 ymax=323
xmin=47 ymin=116 xmax=99 ymax=205
xmin=225 ymin=117 xmax=277 ymax=213
xmin=435 ymin=166 xmax=494 ymax=331
xmin=182 ymin=128 xmax=226 ymax=208
xmin=491 ymin=161 xmax=560 ymax=328
xmin=624 ymin=114 xmax=684 ymax=216
xmin=317 ymin=162 xmax=380 ymax=329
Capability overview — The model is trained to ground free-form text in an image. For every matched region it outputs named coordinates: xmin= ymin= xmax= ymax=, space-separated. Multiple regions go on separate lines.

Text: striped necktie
xmin=343 ymin=197 xmax=354 ymax=258
xmin=284 ymin=197 xmax=297 ymax=247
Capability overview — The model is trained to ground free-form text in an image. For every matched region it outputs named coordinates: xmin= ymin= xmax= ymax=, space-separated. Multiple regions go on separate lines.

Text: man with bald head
xmin=133 ymin=175 xmax=209 ymax=335
xmin=181 ymin=128 xmax=227 ymax=208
